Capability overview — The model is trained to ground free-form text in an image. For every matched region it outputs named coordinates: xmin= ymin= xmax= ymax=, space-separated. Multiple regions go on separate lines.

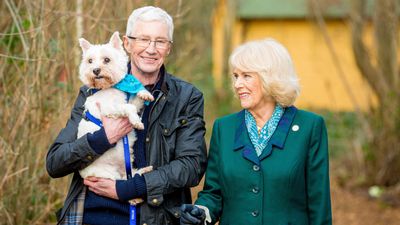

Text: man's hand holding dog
xmin=84 ymin=176 xmax=118 ymax=200
xmin=102 ymin=116 xmax=133 ymax=144
xmin=97 ymin=102 xmax=133 ymax=144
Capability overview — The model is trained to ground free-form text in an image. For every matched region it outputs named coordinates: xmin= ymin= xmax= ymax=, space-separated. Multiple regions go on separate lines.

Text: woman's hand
xmin=180 ymin=204 xmax=206 ymax=225
xmin=84 ymin=176 xmax=118 ymax=200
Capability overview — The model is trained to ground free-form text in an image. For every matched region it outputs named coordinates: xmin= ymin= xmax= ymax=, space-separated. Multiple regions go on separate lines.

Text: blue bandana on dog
xmin=114 ymin=74 xmax=145 ymax=94
xmin=113 ymin=74 xmax=149 ymax=105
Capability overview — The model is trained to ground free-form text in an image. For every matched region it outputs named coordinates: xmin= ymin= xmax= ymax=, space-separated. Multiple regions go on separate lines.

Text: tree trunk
xmin=351 ymin=0 xmax=400 ymax=186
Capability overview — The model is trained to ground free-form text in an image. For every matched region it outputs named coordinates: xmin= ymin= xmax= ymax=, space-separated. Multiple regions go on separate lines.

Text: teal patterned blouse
xmin=245 ymin=105 xmax=284 ymax=156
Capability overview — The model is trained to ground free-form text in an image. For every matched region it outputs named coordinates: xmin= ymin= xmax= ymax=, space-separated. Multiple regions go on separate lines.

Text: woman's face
xmin=232 ymin=68 xmax=268 ymax=111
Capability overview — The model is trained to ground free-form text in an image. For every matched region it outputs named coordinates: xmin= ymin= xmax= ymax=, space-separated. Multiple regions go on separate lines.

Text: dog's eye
xmin=88 ymin=59 xmax=93 ymax=63
xmin=104 ymin=58 xmax=110 ymax=63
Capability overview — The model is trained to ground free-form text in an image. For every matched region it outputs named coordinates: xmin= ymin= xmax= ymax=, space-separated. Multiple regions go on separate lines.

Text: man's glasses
xmin=127 ymin=36 xmax=172 ymax=50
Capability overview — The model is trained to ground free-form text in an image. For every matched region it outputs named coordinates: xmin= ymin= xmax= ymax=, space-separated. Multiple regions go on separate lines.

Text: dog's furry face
xmin=79 ymin=32 xmax=128 ymax=89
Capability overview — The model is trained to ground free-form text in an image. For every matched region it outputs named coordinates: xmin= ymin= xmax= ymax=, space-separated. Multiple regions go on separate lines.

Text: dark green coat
xmin=195 ymin=107 xmax=332 ymax=225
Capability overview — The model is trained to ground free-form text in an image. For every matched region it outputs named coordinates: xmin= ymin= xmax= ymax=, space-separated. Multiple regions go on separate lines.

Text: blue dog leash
xmin=84 ymin=111 xmax=102 ymax=126
xmin=122 ymin=94 xmax=137 ymax=225
xmin=84 ymin=93 xmax=137 ymax=225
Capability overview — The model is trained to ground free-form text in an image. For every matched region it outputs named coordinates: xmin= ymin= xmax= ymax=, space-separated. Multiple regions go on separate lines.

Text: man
xmin=46 ymin=6 xmax=207 ymax=225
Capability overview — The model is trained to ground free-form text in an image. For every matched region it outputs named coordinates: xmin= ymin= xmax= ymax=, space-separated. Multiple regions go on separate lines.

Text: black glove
xmin=180 ymin=204 xmax=206 ymax=225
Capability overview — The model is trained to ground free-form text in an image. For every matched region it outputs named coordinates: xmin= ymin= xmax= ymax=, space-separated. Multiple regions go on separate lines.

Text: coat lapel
xmin=233 ymin=110 xmax=260 ymax=166
xmin=148 ymin=67 xmax=169 ymax=130
xmin=259 ymin=106 xmax=298 ymax=161
xmin=148 ymin=91 xmax=167 ymax=129
xmin=232 ymin=107 xmax=298 ymax=164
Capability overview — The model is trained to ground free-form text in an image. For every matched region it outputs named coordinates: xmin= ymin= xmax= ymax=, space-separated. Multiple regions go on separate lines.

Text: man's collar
xmin=127 ymin=62 xmax=166 ymax=93
xmin=148 ymin=70 xmax=164 ymax=92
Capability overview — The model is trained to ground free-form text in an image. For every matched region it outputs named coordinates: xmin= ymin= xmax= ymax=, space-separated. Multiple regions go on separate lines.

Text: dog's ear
xmin=109 ymin=31 xmax=122 ymax=50
xmin=79 ymin=38 xmax=92 ymax=54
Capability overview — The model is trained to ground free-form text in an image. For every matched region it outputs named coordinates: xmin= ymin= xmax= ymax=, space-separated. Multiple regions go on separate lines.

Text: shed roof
xmin=237 ymin=0 xmax=374 ymax=19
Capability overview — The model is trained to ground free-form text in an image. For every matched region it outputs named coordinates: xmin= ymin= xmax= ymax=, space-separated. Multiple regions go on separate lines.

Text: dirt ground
xmin=192 ymin=179 xmax=400 ymax=225
xmin=331 ymin=181 xmax=400 ymax=225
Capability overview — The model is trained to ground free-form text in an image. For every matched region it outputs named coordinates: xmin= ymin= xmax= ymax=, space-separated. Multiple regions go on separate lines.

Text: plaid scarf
xmin=59 ymin=187 xmax=86 ymax=225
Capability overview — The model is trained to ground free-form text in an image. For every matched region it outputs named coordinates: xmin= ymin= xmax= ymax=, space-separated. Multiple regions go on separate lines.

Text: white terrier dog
xmin=77 ymin=31 xmax=153 ymax=181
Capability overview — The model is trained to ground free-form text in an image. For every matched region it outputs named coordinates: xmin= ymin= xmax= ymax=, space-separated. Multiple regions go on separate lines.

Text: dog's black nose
xmin=93 ymin=68 xmax=101 ymax=76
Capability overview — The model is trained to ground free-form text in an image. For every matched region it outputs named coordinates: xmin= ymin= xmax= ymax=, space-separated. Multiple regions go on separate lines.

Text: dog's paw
xmin=136 ymin=166 xmax=153 ymax=175
xmin=137 ymin=90 xmax=154 ymax=102
xmin=128 ymin=113 xmax=144 ymax=130
xmin=105 ymin=114 xmax=119 ymax=119
xmin=129 ymin=198 xmax=144 ymax=206
xmin=132 ymin=121 xmax=144 ymax=130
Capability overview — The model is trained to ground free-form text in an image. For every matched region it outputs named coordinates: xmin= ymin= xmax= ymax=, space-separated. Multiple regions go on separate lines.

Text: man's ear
xmin=79 ymin=38 xmax=92 ymax=53
xmin=109 ymin=31 xmax=123 ymax=50
xmin=123 ymin=35 xmax=132 ymax=53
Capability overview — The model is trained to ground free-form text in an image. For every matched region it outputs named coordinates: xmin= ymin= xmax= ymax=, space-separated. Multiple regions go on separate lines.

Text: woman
xmin=180 ymin=38 xmax=332 ymax=225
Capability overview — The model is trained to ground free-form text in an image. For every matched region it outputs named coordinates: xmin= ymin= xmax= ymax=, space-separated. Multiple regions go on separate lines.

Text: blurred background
xmin=0 ymin=0 xmax=399 ymax=224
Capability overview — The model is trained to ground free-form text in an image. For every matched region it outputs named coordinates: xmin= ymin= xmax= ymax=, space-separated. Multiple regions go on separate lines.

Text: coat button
xmin=251 ymin=210 xmax=259 ymax=217
xmin=145 ymin=137 xmax=150 ymax=143
xmin=253 ymin=165 xmax=260 ymax=171
xmin=252 ymin=187 xmax=259 ymax=194
xmin=164 ymin=129 xmax=169 ymax=134
xmin=87 ymin=155 xmax=93 ymax=160
xmin=152 ymin=198 xmax=158 ymax=204
xmin=181 ymin=119 xmax=187 ymax=125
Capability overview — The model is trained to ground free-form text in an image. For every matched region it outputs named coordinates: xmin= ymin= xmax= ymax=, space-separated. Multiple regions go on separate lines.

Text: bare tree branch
xmin=350 ymin=0 xmax=389 ymax=102
xmin=310 ymin=0 xmax=373 ymax=140
xmin=5 ymin=0 xmax=30 ymax=59
xmin=374 ymin=0 xmax=399 ymax=95
xmin=0 ymin=53 xmax=55 ymax=61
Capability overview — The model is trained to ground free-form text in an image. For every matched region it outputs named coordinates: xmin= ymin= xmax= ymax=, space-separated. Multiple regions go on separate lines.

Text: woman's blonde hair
xmin=229 ymin=38 xmax=300 ymax=107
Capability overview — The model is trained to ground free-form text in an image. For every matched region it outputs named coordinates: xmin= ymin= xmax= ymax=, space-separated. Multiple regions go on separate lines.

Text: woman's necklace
xmin=257 ymin=126 xmax=262 ymax=135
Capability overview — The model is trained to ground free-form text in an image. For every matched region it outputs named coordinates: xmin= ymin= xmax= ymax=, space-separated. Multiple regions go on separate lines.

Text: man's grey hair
xmin=126 ymin=6 xmax=174 ymax=41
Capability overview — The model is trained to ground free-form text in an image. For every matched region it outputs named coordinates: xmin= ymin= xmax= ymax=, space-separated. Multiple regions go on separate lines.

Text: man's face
xmin=124 ymin=20 xmax=171 ymax=78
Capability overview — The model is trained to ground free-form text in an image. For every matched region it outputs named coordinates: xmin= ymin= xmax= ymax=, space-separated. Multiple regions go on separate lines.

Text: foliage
xmin=350 ymin=0 xmax=400 ymax=186
xmin=318 ymin=110 xmax=359 ymax=157
xmin=308 ymin=0 xmax=400 ymax=188
xmin=0 ymin=0 xmax=214 ymax=224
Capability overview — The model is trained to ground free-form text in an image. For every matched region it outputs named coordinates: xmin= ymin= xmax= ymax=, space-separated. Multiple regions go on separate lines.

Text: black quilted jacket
xmin=46 ymin=66 xmax=207 ymax=225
